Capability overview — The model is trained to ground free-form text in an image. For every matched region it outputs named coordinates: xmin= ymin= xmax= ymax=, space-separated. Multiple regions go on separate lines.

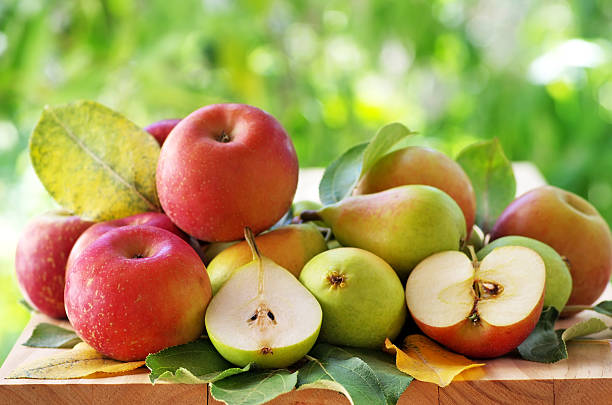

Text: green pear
xmin=477 ymin=236 xmax=572 ymax=312
xmin=207 ymin=223 xmax=327 ymax=294
xmin=292 ymin=200 xmax=325 ymax=227
xmin=205 ymin=228 xmax=322 ymax=368
xmin=302 ymin=185 xmax=466 ymax=280
xmin=299 ymin=247 xmax=406 ymax=348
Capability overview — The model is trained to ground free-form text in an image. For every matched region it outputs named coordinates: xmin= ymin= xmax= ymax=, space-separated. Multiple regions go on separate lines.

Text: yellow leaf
xmin=8 ymin=342 xmax=145 ymax=379
xmin=384 ymin=335 xmax=485 ymax=387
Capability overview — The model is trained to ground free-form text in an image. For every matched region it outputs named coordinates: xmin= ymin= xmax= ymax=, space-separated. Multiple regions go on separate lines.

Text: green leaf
xmin=210 ymin=369 xmax=298 ymax=405
xmin=297 ymin=344 xmax=388 ymax=405
xmin=560 ymin=318 xmax=607 ymax=342
xmin=146 ymin=339 xmax=248 ymax=383
xmin=30 ymin=100 xmax=161 ymax=221
xmin=319 ymin=143 xmax=368 ymax=205
xmin=361 ymin=123 xmax=416 ymax=176
xmin=593 ymin=301 xmax=612 ymax=316
xmin=23 ymin=323 xmax=82 ymax=349
xmin=318 ymin=122 xmax=415 ymax=205
xmin=518 ymin=307 xmax=566 ymax=363
xmin=456 ymin=138 xmax=516 ymax=234
xmin=518 ymin=307 xmax=608 ymax=363
xmin=307 ymin=344 xmax=412 ymax=405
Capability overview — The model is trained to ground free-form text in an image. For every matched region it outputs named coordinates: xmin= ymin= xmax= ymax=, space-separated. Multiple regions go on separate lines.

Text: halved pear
xmin=205 ymin=228 xmax=322 ymax=368
xmin=405 ymin=246 xmax=546 ymax=358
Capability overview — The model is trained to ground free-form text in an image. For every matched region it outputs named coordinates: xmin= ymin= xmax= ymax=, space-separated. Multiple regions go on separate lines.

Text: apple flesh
xmin=477 ymin=236 xmax=572 ymax=313
xmin=405 ymin=247 xmax=546 ymax=358
xmin=67 ymin=212 xmax=186 ymax=270
xmin=491 ymin=186 xmax=612 ymax=311
xmin=355 ymin=146 xmax=476 ymax=234
xmin=15 ymin=211 xmax=94 ymax=318
xmin=144 ymin=118 xmax=181 ymax=145
xmin=156 ymin=103 xmax=298 ymax=242
xmin=65 ymin=225 xmax=212 ymax=361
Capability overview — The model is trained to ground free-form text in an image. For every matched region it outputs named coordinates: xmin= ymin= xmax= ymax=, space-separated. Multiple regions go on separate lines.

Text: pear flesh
xmin=205 ymin=229 xmax=322 ymax=368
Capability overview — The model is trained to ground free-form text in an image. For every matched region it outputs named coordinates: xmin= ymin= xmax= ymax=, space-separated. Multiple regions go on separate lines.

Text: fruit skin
xmin=208 ymin=327 xmax=319 ymax=368
xmin=207 ymin=223 xmax=327 ymax=294
xmin=355 ymin=146 xmax=476 ymax=234
xmin=67 ymin=212 xmax=186 ymax=270
xmin=314 ymin=185 xmax=466 ymax=280
xmin=478 ymin=236 xmax=572 ymax=312
xmin=144 ymin=118 xmax=181 ymax=145
xmin=491 ymin=186 xmax=612 ymax=310
xmin=15 ymin=211 xmax=94 ymax=318
xmin=299 ymin=247 xmax=406 ymax=348
xmin=65 ymin=226 xmax=212 ymax=361
xmin=205 ymin=228 xmax=322 ymax=368
xmin=406 ymin=248 xmax=545 ymax=358
xmin=156 ymin=103 xmax=298 ymax=242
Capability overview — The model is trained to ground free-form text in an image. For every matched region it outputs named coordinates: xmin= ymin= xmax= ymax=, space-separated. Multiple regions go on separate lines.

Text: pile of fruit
xmin=14 ymin=101 xmax=612 ymax=399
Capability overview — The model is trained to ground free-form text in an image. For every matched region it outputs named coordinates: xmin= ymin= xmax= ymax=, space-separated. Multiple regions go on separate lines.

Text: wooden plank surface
xmin=1 ymin=285 xmax=610 ymax=404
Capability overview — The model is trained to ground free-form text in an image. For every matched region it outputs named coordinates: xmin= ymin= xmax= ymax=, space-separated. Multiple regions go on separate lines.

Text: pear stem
xmin=244 ymin=227 xmax=261 ymax=262
xmin=300 ymin=210 xmax=322 ymax=223
xmin=244 ymin=227 xmax=265 ymax=297
xmin=467 ymin=245 xmax=479 ymax=268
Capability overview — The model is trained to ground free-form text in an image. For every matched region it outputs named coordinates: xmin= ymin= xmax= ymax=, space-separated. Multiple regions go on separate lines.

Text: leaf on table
xmin=30 ymin=100 xmax=161 ymax=222
xmin=592 ymin=300 xmax=612 ymax=316
xmin=319 ymin=143 xmax=368 ymax=205
xmin=519 ymin=306 xmax=608 ymax=363
xmin=299 ymin=343 xmax=412 ymax=405
xmin=384 ymin=335 xmax=485 ymax=387
xmin=146 ymin=339 xmax=249 ymax=384
xmin=518 ymin=307 xmax=566 ymax=363
xmin=456 ymin=138 xmax=516 ymax=234
xmin=23 ymin=323 xmax=82 ymax=349
xmin=560 ymin=318 xmax=608 ymax=342
xmin=210 ymin=369 xmax=298 ymax=405
xmin=319 ymin=122 xmax=415 ymax=206
xmin=8 ymin=342 xmax=144 ymax=379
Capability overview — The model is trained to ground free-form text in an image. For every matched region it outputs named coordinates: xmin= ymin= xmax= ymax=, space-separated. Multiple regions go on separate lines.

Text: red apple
xmin=355 ymin=146 xmax=477 ymax=234
xmin=491 ymin=186 xmax=612 ymax=311
xmin=15 ymin=211 xmax=94 ymax=318
xmin=66 ymin=212 xmax=185 ymax=270
xmin=156 ymin=103 xmax=298 ymax=242
xmin=65 ymin=225 xmax=212 ymax=361
xmin=144 ymin=118 xmax=181 ymax=145
xmin=405 ymin=247 xmax=546 ymax=358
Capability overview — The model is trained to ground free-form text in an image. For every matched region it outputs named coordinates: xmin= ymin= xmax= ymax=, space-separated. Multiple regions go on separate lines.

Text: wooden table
xmin=1 ymin=286 xmax=610 ymax=404
xmin=2 ymin=166 xmax=611 ymax=404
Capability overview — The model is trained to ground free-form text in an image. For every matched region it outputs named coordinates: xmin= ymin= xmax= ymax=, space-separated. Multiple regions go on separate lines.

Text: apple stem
xmin=300 ymin=210 xmax=323 ymax=223
xmin=467 ymin=245 xmax=479 ymax=268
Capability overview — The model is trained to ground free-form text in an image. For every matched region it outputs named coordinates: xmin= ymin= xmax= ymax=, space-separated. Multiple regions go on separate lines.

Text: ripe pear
xmin=299 ymin=248 xmax=406 ymax=348
xmin=207 ymin=223 xmax=327 ymax=294
xmin=355 ymin=146 xmax=477 ymax=234
xmin=205 ymin=228 xmax=322 ymax=368
xmin=292 ymin=200 xmax=325 ymax=227
xmin=477 ymin=236 xmax=572 ymax=313
xmin=302 ymin=185 xmax=466 ymax=280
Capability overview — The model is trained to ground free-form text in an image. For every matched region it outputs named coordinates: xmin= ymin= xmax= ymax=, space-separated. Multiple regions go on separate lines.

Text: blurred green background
xmin=1 ymin=0 xmax=612 ymax=364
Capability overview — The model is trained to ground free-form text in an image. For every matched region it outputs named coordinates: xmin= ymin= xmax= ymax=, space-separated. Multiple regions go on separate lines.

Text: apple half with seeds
xmin=405 ymin=246 xmax=546 ymax=358
xmin=205 ymin=228 xmax=322 ymax=368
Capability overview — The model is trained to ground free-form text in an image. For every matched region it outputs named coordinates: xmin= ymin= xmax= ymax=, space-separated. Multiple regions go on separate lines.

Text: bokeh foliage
xmin=1 ymin=0 xmax=611 ymax=363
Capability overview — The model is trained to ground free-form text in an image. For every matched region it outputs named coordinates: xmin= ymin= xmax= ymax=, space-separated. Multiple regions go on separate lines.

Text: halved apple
xmin=405 ymin=246 xmax=546 ymax=358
